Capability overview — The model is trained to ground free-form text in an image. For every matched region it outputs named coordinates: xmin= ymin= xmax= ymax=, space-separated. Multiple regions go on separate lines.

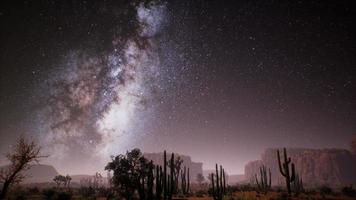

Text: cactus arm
xmin=277 ymin=150 xmax=286 ymax=176
xmin=287 ymin=157 xmax=291 ymax=164
xmin=211 ymin=173 xmax=215 ymax=199
xmin=255 ymin=174 xmax=260 ymax=189
xmin=268 ymin=168 xmax=272 ymax=187
xmin=219 ymin=165 xmax=224 ymax=194
xmin=163 ymin=150 xmax=167 ymax=199
xmin=187 ymin=167 xmax=190 ymax=194
xmin=167 ymin=174 xmax=171 ymax=200
xmin=263 ymin=166 xmax=267 ymax=186
xmin=290 ymin=163 xmax=296 ymax=182
xmin=215 ymin=164 xmax=219 ymax=198
xmin=222 ymin=168 xmax=226 ymax=194
xmin=169 ymin=153 xmax=174 ymax=199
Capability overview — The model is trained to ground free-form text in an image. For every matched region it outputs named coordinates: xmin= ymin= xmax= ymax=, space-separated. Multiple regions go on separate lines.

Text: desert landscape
xmin=1 ymin=0 xmax=355 ymax=199
xmin=1 ymin=137 xmax=356 ymax=199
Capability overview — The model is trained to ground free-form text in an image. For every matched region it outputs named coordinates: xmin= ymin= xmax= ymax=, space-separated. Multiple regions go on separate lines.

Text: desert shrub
xmin=78 ymin=186 xmax=95 ymax=198
xmin=226 ymin=185 xmax=239 ymax=193
xmin=96 ymin=186 xmax=112 ymax=197
xmin=7 ymin=192 xmax=26 ymax=200
xmin=239 ymin=184 xmax=255 ymax=191
xmin=319 ymin=185 xmax=333 ymax=195
xmin=28 ymin=187 xmax=40 ymax=194
xmin=55 ymin=191 xmax=72 ymax=200
xmin=304 ymin=194 xmax=317 ymax=200
xmin=7 ymin=186 xmax=27 ymax=200
xmin=195 ymin=190 xmax=206 ymax=197
xmin=13 ymin=195 xmax=26 ymax=200
xmin=42 ymin=188 xmax=56 ymax=200
xmin=207 ymin=187 xmax=213 ymax=196
xmin=274 ymin=186 xmax=285 ymax=193
xmin=342 ymin=186 xmax=356 ymax=197
xmin=305 ymin=188 xmax=317 ymax=195
xmin=236 ymin=193 xmax=256 ymax=200
xmin=275 ymin=191 xmax=288 ymax=200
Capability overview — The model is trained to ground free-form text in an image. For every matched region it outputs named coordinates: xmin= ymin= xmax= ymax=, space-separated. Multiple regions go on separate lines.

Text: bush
xmin=56 ymin=191 xmax=72 ymax=200
xmin=97 ymin=187 xmax=112 ymax=197
xmin=42 ymin=188 xmax=56 ymax=200
xmin=78 ymin=186 xmax=95 ymax=198
xmin=342 ymin=186 xmax=356 ymax=197
xmin=238 ymin=184 xmax=255 ymax=191
xmin=319 ymin=185 xmax=333 ymax=195
xmin=276 ymin=191 xmax=288 ymax=200
xmin=226 ymin=185 xmax=239 ymax=193
xmin=8 ymin=186 xmax=27 ymax=200
xmin=28 ymin=187 xmax=40 ymax=194
xmin=195 ymin=190 xmax=206 ymax=197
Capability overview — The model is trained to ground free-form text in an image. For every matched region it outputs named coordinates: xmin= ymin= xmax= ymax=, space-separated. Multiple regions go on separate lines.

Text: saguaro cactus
xmin=255 ymin=165 xmax=271 ymax=192
xmin=147 ymin=161 xmax=154 ymax=200
xmin=211 ymin=164 xmax=226 ymax=200
xmin=277 ymin=148 xmax=295 ymax=195
xmin=292 ymin=172 xmax=304 ymax=194
xmin=155 ymin=165 xmax=163 ymax=200
xmin=181 ymin=166 xmax=190 ymax=195
xmin=162 ymin=151 xmax=174 ymax=200
xmin=163 ymin=150 xmax=168 ymax=199
xmin=169 ymin=153 xmax=174 ymax=200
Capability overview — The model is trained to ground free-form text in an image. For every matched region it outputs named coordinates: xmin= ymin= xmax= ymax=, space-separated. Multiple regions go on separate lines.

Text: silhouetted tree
xmin=0 ymin=136 xmax=44 ymax=200
xmin=65 ymin=175 xmax=72 ymax=188
xmin=54 ymin=175 xmax=62 ymax=188
xmin=105 ymin=148 xmax=150 ymax=200
xmin=53 ymin=175 xmax=67 ymax=188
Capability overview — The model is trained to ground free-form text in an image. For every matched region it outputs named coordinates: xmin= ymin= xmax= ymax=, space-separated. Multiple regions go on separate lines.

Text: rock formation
xmin=144 ymin=152 xmax=203 ymax=182
xmin=22 ymin=164 xmax=59 ymax=183
xmin=245 ymin=148 xmax=356 ymax=187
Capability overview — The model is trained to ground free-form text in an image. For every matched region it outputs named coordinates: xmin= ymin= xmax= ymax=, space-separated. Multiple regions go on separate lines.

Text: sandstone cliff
xmin=22 ymin=164 xmax=59 ymax=183
xmin=245 ymin=148 xmax=356 ymax=187
xmin=144 ymin=152 xmax=203 ymax=182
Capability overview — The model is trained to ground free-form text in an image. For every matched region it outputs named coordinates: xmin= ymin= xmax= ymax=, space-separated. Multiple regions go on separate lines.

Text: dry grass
xmin=186 ymin=191 xmax=356 ymax=200
xmin=6 ymin=191 xmax=356 ymax=200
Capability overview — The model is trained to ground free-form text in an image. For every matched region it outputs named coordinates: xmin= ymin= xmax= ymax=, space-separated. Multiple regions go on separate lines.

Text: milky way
xmin=1 ymin=1 xmax=355 ymax=174
xmin=37 ymin=1 xmax=168 ymax=171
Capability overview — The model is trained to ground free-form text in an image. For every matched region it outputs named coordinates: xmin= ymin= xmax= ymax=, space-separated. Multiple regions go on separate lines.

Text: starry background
xmin=0 ymin=0 xmax=355 ymax=174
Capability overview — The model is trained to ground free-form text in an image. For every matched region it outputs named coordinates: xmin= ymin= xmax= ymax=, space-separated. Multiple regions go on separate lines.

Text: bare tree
xmin=53 ymin=175 xmax=62 ymax=188
xmin=93 ymin=172 xmax=103 ymax=189
xmin=0 ymin=136 xmax=44 ymax=199
xmin=53 ymin=174 xmax=71 ymax=188
xmin=65 ymin=174 xmax=72 ymax=188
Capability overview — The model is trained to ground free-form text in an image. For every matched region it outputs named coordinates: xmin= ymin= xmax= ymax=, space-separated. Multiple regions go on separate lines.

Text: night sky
xmin=0 ymin=0 xmax=355 ymax=174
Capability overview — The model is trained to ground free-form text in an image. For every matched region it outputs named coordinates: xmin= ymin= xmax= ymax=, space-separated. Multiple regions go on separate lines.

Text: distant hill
xmin=0 ymin=164 xmax=109 ymax=186
xmin=70 ymin=174 xmax=95 ymax=183
xmin=0 ymin=164 xmax=58 ymax=183
xmin=16 ymin=164 xmax=59 ymax=183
